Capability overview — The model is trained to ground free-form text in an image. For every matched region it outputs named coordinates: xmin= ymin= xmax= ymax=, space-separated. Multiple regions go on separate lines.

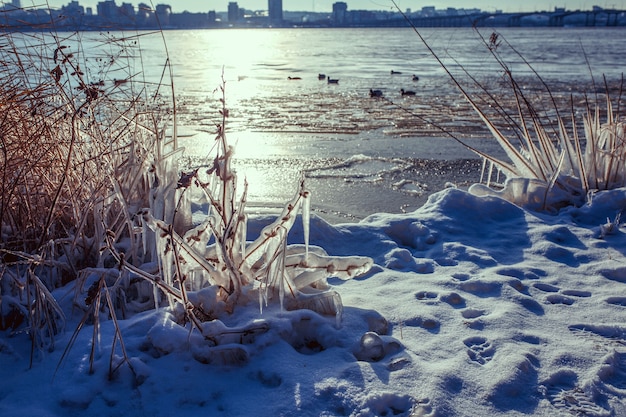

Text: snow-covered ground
xmin=1 ymin=186 xmax=626 ymax=417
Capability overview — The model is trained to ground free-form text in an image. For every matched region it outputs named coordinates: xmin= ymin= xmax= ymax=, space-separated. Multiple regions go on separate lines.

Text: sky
xmin=31 ymin=0 xmax=626 ymax=14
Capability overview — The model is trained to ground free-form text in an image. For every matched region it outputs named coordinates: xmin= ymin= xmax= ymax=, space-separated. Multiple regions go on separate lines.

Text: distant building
xmin=421 ymin=6 xmax=435 ymax=17
xmin=137 ymin=2 xmax=152 ymax=25
xmin=119 ymin=2 xmax=135 ymax=24
xmin=268 ymin=0 xmax=283 ymax=24
xmin=97 ymin=1 xmax=117 ymax=18
xmin=228 ymin=2 xmax=239 ymax=22
xmin=62 ymin=1 xmax=84 ymax=16
xmin=332 ymin=2 xmax=347 ymax=25
xmin=347 ymin=9 xmax=376 ymax=24
xmin=155 ymin=4 xmax=171 ymax=26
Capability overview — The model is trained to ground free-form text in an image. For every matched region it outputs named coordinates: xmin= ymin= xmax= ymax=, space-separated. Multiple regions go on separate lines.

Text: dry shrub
xmin=0 ymin=23 xmax=177 ymax=360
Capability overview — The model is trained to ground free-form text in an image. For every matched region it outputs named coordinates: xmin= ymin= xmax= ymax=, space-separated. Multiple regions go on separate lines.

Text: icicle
xmin=479 ymin=157 xmax=487 ymax=184
xmin=153 ymin=282 xmax=160 ymax=310
xmin=487 ymin=161 xmax=494 ymax=188
xmin=302 ymin=188 xmax=311 ymax=262
xmin=279 ymin=238 xmax=287 ymax=312
xmin=334 ymin=292 xmax=343 ymax=328
xmin=237 ymin=213 xmax=247 ymax=265
xmin=141 ymin=218 xmax=149 ymax=258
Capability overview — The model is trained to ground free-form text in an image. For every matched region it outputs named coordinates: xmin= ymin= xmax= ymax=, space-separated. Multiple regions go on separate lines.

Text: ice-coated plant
xmin=0 ymin=24 xmax=182 ymax=367
xmin=461 ymin=32 xmax=626 ymax=212
xmin=130 ymin=76 xmax=374 ymax=332
xmin=84 ymin=75 xmax=374 ymax=369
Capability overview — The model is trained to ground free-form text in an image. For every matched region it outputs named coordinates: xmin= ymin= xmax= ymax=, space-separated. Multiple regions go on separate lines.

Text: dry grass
xmin=0 ymin=18 xmax=179 ymax=363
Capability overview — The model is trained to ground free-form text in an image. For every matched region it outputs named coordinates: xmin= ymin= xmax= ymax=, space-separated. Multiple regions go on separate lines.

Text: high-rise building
xmin=155 ymin=4 xmax=171 ymax=25
xmin=120 ymin=2 xmax=135 ymax=19
xmin=228 ymin=2 xmax=239 ymax=22
xmin=136 ymin=2 xmax=152 ymax=25
xmin=97 ymin=0 xmax=117 ymax=18
xmin=332 ymin=2 xmax=347 ymax=25
xmin=268 ymin=0 xmax=282 ymax=23
xmin=62 ymin=1 xmax=84 ymax=16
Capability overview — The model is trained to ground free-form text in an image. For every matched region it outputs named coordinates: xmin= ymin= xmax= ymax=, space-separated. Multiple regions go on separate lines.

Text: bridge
xmin=372 ymin=9 xmax=625 ymax=28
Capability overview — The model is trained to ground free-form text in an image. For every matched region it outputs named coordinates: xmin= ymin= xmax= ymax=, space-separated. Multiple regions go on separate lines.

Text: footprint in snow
xmin=441 ymin=292 xmax=466 ymax=308
xmin=495 ymin=266 xmax=546 ymax=280
xmin=532 ymin=283 xmax=590 ymax=305
xmin=543 ymin=372 xmax=611 ymax=417
xmin=458 ymin=279 xmax=502 ymax=297
xmin=597 ymin=350 xmax=626 ymax=393
xmin=415 ymin=290 xmax=438 ymax=302
xmin=545 ymin=386 xmax=610 ymax=416
xmin=546 ymin=294 xmax=576 ymax=305
xmin=451 ymin=272 xmax=471 ymax=281
xmin=569 ymin=324 xmax=626 ymax=350
xmin=461 ymin=308 xmax=486 ymax=330
xmin=561 ymin=289 xmax=591 ymax=298
xmin=532 ymin=282 xmax=560 ymax=293
xmin=362 ymin=393 xmax=418 ymax=417
xmin=404 ymin=316 xmax=440 ymax=332
xmin=606 ymin=296 xmax=626 ymax=307
xmin=461 ymin=308 xmax=486 ymax=319
xmin=599 ymin=266 xmax=626 ymax=283
xmin=463 ymin=336 xmax=495 ymax=365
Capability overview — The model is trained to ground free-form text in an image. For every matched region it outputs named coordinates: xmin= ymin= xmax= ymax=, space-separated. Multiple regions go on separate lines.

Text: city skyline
xmin=23 ymin=0 xmax=626 ymax=13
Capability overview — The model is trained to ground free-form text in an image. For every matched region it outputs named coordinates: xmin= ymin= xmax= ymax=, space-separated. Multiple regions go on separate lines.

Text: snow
xmin=2 ymin=186 xmax=626 ymax=416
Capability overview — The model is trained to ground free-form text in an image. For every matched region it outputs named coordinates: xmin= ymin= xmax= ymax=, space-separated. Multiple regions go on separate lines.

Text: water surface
xmin=21 ymin=27 xmax=625 ymax=221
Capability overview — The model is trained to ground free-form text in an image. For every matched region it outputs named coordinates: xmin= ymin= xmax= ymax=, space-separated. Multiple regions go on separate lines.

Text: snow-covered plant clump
xmin=461 ymin=33 xmax=626 ymax=212
xmin=468 ymin=91 xmax=625 ymax=213
xmin=128 ymin=78 xmax=373 ymax=335
xmin=401 ymin=17 xmax=626 ymax=213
